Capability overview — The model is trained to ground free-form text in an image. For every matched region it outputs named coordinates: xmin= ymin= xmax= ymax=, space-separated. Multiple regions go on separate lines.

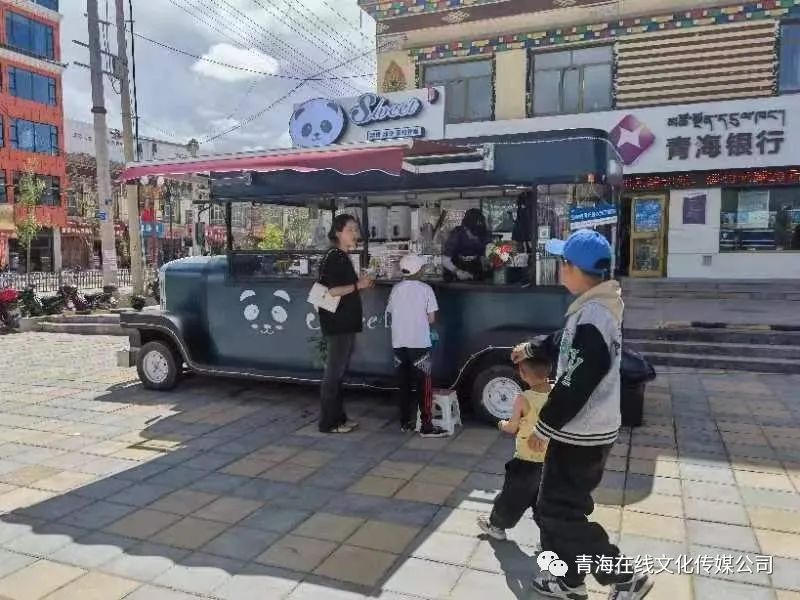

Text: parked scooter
xmin=57 ymin=284 xmax=92 ymax=313
xmin=19 ymin=285 xmax=62 ymax=317
xmin=85 ymin=286 xmax=118 ymax=310
xmin=0 ymin=288 xmax=20 ymax=330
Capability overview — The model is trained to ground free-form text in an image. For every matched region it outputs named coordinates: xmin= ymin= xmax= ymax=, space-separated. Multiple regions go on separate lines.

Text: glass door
xmin=629 ymin=194 xmax=667 ymax=278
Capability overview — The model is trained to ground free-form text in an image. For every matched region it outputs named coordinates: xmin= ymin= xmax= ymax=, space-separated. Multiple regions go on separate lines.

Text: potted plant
xmin=485 ymin=242 xmax=514 ymax=285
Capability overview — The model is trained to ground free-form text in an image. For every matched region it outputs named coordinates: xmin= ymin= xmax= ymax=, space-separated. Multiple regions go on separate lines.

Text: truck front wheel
xmin=471 ymin=364 xmax=523 ymax=424
xmin=137 ymin=340 xmax=181 ymax=391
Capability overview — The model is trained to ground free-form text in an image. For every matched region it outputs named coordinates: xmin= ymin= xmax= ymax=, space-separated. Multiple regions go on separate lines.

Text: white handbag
xmin=307 ymin=282 xmax=340 ymax=313
xmin=307 ymin=250 xmax=341 ymax=313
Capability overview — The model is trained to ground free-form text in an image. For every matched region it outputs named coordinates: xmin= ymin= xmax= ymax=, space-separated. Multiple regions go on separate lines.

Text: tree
xmin=283 ymin=208 xmax=311 ymax=249
xmin=15 ymin=166 xmax=46 ymax=274
xmin=257 ymin=223 xmax=284 ymax=250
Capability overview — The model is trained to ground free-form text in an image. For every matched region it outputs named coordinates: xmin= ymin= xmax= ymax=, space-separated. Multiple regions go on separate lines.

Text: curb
xmin=661 ymin=321 xmax=800 ymax=332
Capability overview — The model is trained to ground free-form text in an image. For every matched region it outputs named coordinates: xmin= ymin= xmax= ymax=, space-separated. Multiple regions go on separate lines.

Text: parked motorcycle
xmin=0 ymin=288 xmax=20 ymax=330
xmin=84 ymin=285 xmax=118 ymax=311
xmin=19 ymin=285 xmax=62 ymax=317
xmin=57 ymin=284 xmax=92 ymax=313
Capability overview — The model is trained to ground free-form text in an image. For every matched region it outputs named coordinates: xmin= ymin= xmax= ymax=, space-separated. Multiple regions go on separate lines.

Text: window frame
xmin=422 ymin=57 xmax=495 ymax=124
xmin=8 ymin=67 xmax=57 ymax=106
xmin=5 ymin=12 xmax=55 ymax=60
xmin=779 ymin=21 xmax=800 ymax=94
xmin=0 ymin=171 xmax=7 ymax=204
xmin=10 ymin=118 xmax=59 ymax=155
xmin=528 ymin=45 xmax=614 ymax=117
xmin=13 ymin=172 xmax=61 ymax=207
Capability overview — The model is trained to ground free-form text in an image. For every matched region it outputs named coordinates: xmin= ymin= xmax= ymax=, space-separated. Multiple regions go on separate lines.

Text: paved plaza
xmin=0 ymin=333 xmax=797 ymax=599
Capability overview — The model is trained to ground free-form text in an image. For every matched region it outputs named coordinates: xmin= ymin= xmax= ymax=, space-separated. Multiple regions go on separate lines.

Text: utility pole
xmin=115 ymin=0 xmax=143 ymax=294
xmin=87 ymin=0 xmax=118 ymax=287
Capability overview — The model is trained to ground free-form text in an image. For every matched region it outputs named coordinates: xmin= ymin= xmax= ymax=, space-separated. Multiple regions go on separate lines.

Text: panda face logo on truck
xmin=239 ymin=289 xmax=290 ymax=335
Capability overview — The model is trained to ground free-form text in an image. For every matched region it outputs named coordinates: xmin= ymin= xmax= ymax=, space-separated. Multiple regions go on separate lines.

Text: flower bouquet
xmin=485 ymin=242 xmax=515 ymax=284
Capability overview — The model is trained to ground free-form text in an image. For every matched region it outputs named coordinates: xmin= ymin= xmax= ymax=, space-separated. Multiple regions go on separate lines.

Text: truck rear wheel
xmin=471 ymin=364 xmax=523 ymax=424
xmin=137 ymin=340 xmax=181 ymax=391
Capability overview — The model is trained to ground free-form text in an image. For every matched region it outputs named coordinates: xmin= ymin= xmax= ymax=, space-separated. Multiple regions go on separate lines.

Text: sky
xmin=62 ymin=0 xmax=377 ymax=154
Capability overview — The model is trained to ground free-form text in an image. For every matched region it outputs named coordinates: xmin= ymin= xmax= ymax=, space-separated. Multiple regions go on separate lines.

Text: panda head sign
xmin=288 ymin=87 xmax=444 ymax=148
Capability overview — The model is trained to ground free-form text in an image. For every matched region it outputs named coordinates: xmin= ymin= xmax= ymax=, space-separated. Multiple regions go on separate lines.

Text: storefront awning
xmin=120 ymin=139 xmax=472 ymax=182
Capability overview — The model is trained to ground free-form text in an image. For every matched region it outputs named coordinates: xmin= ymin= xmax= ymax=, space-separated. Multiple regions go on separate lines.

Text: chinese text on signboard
xmin=666 ymin=110 xmax=785 ymax=161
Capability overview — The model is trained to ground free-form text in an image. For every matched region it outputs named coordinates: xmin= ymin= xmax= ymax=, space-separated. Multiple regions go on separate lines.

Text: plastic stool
xmin=417 ymin=389 xmax=462 ymax=435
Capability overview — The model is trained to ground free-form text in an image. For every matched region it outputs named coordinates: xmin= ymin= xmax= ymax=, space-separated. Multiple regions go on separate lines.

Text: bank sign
xmin=447 ymin=95 xmax=800 ymax=175
xmin=289 ymin=87 xmax=445 ymax=148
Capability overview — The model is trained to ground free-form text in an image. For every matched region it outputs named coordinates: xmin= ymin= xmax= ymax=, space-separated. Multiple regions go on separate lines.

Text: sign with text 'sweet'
xmin=289 ymin=87 xmax=445 ymax=148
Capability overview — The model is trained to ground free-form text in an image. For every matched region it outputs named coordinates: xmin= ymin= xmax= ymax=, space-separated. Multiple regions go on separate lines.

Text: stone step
xmin=624 ymin=327 xmax=800 ymax=347
xmin=37 ymin=321 xmax=126 ymax=336
xmin=627 ymin=339 xmax=800 ymax=361
xmin=43 ymin=313 xmax=120 ymax=325
xmin=620 ymin=278 xmax=800 ymax=301
xmin=641 ymin=351 xmax=800 ymax=374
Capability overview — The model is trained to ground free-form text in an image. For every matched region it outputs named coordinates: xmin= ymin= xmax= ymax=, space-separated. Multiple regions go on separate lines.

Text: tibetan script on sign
xmin=667 ymin=110 xmax=786 ymax=132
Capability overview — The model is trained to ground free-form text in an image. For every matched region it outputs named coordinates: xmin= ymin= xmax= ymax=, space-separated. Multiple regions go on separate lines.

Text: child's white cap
xmin=400 ymin=253 xmax=425 ymax=276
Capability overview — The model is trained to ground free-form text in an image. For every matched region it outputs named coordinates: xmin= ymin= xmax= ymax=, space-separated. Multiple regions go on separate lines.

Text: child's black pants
xmin=490 ymin=458 xmax=543 ymax=529
xmin=535 ymin=438 xmax=631 ymax=588
xmin=394 ymin=347 xmax=433 ymax=428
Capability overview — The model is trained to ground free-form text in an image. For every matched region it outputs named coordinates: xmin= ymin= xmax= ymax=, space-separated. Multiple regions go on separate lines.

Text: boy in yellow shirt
xmin=477 ymin=352 xmax=551 ymax=540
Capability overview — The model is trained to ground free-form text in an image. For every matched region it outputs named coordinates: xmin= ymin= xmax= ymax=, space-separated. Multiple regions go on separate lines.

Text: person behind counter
xmin=318 ymin=214 xmax=374 ymax=434
xmin=442 ymin=208 xmax=492 ymax=282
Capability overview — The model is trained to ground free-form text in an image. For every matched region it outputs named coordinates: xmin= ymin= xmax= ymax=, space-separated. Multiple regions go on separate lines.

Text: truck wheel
xmin=137 ymin=341 xmax=181 ymax=391
xmin=471 ymin=364 xmax=523 ymax=424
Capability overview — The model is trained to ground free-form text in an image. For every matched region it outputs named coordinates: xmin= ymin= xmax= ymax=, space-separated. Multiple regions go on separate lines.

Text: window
xmin=423 ymin=59 xmax=493 ymax=123
xmin=780 ymin=23 xmax=800 ymax=93
xmin=720 ymin=187 xmax=800 ymax=251
xmin=531 ymin=46 xmax=613 ymax=116
xmin=13 ymin=173 xmax=61 ymax=206
xmin=34 ymin=0 xmax=59 ymax=10
xmin=232 ymin=205 xmax=247 ymax=229
xmin=210 ymin=204 xmax=225 ymax=225
xmin=184 ymin=208 xmax=194 ymax=225
xmin=67 ymin=188 xmax=80 ymax=216
xmin=9 ymin=67 xmax=57 ymax=106
xmin=0 ymin=172 xmax=7 ymax=204
xmin=5 ymin=12 xmax=55 ymax=60
xmin=10 ymin=119 xmax=59 ymax=155
xmin=0 ymin=116 xmax=3 ymax=148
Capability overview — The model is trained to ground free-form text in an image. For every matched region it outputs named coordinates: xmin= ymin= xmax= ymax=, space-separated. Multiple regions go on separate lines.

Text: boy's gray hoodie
xmin=525 ymin=280 xmax=624 ymax=446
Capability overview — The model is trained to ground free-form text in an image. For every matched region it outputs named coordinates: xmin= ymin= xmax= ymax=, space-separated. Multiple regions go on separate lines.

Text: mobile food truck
xmin=117 ymin=128 xmax=650 ymax=423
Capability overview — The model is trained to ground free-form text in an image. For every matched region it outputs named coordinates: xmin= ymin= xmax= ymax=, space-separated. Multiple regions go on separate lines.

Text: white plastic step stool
xmin=417 ymin=389 xmax=462 ymax=435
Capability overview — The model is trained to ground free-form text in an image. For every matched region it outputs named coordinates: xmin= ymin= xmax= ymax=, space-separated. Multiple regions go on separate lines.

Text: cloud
xmin=191 ymin=43 xmax=281 ymax=82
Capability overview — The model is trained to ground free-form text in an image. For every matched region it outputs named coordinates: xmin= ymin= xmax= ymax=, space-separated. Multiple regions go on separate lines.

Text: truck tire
xmin=471 ymin=363 xmax=523 ymax=424
xmin=137 ymin=340 xmax=181 ymax=391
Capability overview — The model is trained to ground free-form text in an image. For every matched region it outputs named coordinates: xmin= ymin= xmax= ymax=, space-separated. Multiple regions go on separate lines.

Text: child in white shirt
xmin=387 ymin=254 xmax=448 ymax=438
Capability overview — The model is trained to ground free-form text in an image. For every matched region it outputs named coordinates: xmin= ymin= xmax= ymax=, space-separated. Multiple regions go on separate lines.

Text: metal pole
xmin=115 ymin=0 xmax=143 ymax=294
xmin=87 ymin=0 xmax=118 ymax=287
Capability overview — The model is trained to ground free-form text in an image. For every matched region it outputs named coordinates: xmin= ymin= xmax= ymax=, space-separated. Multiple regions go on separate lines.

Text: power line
xmin=133 ymin=32 xmax=375 ymax=81
xmin=211 ymin=0 xmax=363 ymax=95
xmin=203 ymin=41 xmax=387 ymax=143
xmin=249 ymin=0 xmax=373 ymax=80
xmin=319 ymin=0 xmax=374 ymax=43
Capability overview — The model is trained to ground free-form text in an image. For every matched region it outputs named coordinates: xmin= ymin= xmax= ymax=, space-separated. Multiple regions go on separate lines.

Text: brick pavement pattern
xmin=0 ymin=332 xmax=798 ymax=599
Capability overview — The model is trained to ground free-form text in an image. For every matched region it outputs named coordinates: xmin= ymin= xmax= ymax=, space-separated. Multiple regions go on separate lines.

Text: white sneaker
xmin=476 ymin=515 xmax=506 ymax=540
xmin=608 ymin=572 xmax=653 ymax=600
xmin=531 ymin=574 xmax=588 ymax=600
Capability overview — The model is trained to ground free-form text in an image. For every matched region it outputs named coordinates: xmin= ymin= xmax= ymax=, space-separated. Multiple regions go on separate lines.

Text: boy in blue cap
xmin=512 ymin=229 xmax=652 ymax=600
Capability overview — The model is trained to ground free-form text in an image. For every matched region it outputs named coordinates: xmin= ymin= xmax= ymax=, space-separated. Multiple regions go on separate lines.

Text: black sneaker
xmin=531 ymin=575 xmax=588 ymax=600
xmin=608 ymin=572 xmax=653 ymax=600
xmin=420 ymin=425 xmax=449 ymax=438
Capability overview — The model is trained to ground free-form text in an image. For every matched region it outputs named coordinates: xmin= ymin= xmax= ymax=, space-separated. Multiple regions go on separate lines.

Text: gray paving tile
xmin=239 ymin=507 xmax=312 ymax=534
xmin=202 ymin=526 xmax=281 ymax=561
xmin=689 ymin=544 xmax=771 ymax=587
xmin=153 ymin=553 xmax=242 ymax=595
xmin=740 ymin=487 xmax=800 ymax=511
xmin=123 ymin=584 xmax=202 ymax=600
xmin=211 ymin=564 xmax=301 ymax=600
xmin=772 ymin=556 xmax=800 ymax=592
xmin=49 ymin=532 xmax=135 ymax=568
xmin=181 ymin=452 xmax=237 ymax=472
xmin=187 ymin=472 xmax=250 ymax=495
xmin=114 ymin=461 xmax=172 ymax=482
xmin=382 ymin=557 xmax=463 ymax=598
xmin=99 ymin=542 xmax=191 ymax=582
xmin=693 ymin=576 xmax=775 ymax=599
xmin=59 ymin=500 xmax=136 ymax=530
xmin=72 ymin=476 xmax=133 ymax=500
xmin=680 ymin=463 xmax=736 ymax=485
xmin=684 ymin=497 xmax=749 ymax=526
xmin=269 ymin=484 xmax=338 ymax=512
xmin=686 ymin=520 xmax=759 ymax=553
xmin=144 ymin=466 xmax=208 ymax=489
xmin=18 ymin=494 xmax=94 ymax=521
xmin=107 ymin=482 xmax=174 ymax=507
xmin=2 ymin=523 xmax=86 ymax=557
xmin=0 ymin=548 xmax=36 ymax=578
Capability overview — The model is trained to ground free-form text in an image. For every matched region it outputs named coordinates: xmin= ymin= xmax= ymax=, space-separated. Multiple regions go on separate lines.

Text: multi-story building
xmin=359 ymin=0 xmax=800 ymax=279
xmin=0 ymin=0 xmax=64 ymax=271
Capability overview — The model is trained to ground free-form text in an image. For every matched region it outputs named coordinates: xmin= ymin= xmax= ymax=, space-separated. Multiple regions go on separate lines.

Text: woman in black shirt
xmin=318 ymin=214 xmax=373 ymax=433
